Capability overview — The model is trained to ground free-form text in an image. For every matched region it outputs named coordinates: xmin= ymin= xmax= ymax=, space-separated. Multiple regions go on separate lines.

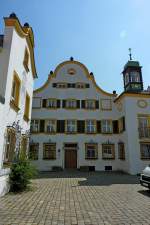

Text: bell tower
xmin=122 ymin=49 xmax=143 ymax=92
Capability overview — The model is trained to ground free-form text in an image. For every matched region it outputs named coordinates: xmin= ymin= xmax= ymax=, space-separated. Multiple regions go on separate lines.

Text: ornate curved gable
xmin=34 ymin=60 xmax=115 ymax=97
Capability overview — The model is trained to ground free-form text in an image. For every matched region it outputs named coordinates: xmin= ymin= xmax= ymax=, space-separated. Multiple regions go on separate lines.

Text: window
xmin=100 ymin=99 xmax=112 ymax=111
xmin=75 ymin=83 xmax=85 ymax=89
xmin=86 ymin=120 xmax=96 ymax=133
xmin=101 ymin=120 xmax=112 ymax=133
xmin=66 ymin=120 xmax=76 ymax=133
xmin=24 ymin=93 xmax=30 ymax=121
xmin=23 ymin=48 xmax=29 ymax=72
xmin=102 ymin=144 xmax=115 ymax=159
xmin=56 ymin=83 xmax=67 ymax=88
xmin=66 ymin=99 xmax=77 ymax=109
xmin=140 ymin=143 xmax=150 ymax=159
xmin=118 ymin=143 xmax=125 ymax=160
xmin=138 ymin=116 xmax=150 ymax=138
xmin=31 ymin=120 xmax=40 ymax=133
xmin=67 ymin=68 xmax=76 ymax=75
xmin=4 ymin=129 xmax=16 ymax=164
xmin=85 ymin=100 xmax=96 ymax=109
xmin=20 ymin=135 xmax=28 ymax=157
xmin=85 ymin=143 xmax=98 ymax=159
xmin=43 ymin=143 xmax=56 ymax=160
xmin=10 ymin=72 xmax=21 ymax=110
xmin=45 ymin=120 xmax=56 ymax=133
xmin=32 ymin=97 xmax=41 ymax=108
xmin=29 ymin=144 xmax=39 ymax=160
xmin=118 ymin=117 xmax=125 ymax=133
xmin=130 ymin=71 xmax=140 ymax=82
xmin=47 ymin=99 xmax=57 ymax=108
xmin=125 ymin=73 xmax=129 ymax=85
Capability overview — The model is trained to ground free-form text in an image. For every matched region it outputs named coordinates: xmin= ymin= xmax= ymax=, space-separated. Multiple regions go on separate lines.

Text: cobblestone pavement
xmin=0 ymin=171 xmax=150 ymax=225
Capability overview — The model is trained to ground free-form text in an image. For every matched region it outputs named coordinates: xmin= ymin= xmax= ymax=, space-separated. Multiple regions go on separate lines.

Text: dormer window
xmin=130 ymin=71 xmax=140 ymax=82
xmin=56 ymin=83 xmax=67 ymax=88
xmin=76 ymin=83 xmax=85 ymax=89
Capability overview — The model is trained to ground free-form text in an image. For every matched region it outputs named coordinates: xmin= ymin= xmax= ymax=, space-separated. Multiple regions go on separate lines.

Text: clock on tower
xmin=122 ymin=49 xmax=143 ymax=92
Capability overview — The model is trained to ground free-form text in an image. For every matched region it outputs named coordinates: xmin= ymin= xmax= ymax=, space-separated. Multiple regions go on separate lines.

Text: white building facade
xmin=0 ymin=13 xmax=37 ymax=196
xmin=31 ymin=58 xmax=150 ymax=175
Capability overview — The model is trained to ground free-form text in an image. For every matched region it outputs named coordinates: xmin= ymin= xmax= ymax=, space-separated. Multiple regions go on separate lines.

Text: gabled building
xmin=0 ymin=13 xmax=37 ymax=196
xmin=31 ymin=56 xmax=150 ymax=174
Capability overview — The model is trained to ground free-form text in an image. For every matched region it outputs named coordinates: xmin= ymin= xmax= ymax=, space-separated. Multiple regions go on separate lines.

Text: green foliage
xmin=9 ymin=158 xmax=37 ymax=192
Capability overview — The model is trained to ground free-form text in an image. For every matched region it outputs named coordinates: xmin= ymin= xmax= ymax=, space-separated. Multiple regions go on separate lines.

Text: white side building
xmin=31 ymin=57 xmax=150 ymax=175
xmin=0 ymin=13 xmax=37 ymax=196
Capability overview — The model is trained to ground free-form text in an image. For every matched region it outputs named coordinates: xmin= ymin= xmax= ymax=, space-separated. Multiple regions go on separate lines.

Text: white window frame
xmin=130 ymin=71 xmax=140 ymax=82
xmin=140 ymin=143 xmax=150 ymax=159
xmin=46 ymin=120 xmax=56 ymax=133
xmin=86 ymin=120 xmax=96 ymax=133
xmin=31 ymin=120 xmax=40 ymax=132
xmin=101 ymin=120 xmax=112 ymax=133
xmin=125 ymin=73 xmax=129 ymax=85
xmin=102 ymin=144 xmax=115 ymax=159
xmin=66 ymin=120 xmax=76 ymax=133
xmin=47 ymin=99 xmax=57 ymax=108
xmin=85 ymin=100 xmax=96 ymax=109
xmin=85 ymin=143 xmax=98 ymax=159
xmin=66 ymin=99 xmax=77 ymax=109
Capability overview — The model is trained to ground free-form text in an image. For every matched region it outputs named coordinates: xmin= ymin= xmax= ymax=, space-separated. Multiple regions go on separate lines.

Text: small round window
xmin=67 ymin=68 xmax=76 ymax=75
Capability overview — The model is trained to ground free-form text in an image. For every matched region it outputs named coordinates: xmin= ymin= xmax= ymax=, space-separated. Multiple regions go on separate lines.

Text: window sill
xmin=101 ymin=132 xmax=112 ymax=135
xmin=141 ymin=158 xmax=150 ymax=160
xmin=86 ymin=132 xmax=97 ymax=134
xmin=85 ymin=158 xmax=98 ymax=160
xmin=85 ymin=108 xmax=96 ymax=110
xmin=30 ymin=131 xmax=40 ymax=134
xmin=43 ymin=158 xmax=56 ymax=160
xmin=10 ymin=100 xmax=20 ymax=112
xmin=45 ymin=132 xmax=56 ymax=135
xmin=119 ymin=158 xmax=125 ymax=160
xmin=65 ymin=132 xmax=77 ymax=135
xmin=102 ymin=157 xmax=115 ymax=160
xmin=65 ymin=107 xmax=78 ymax=110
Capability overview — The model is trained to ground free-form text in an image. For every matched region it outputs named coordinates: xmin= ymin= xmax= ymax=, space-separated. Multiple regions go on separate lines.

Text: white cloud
xmin=120 ymin=30 xmax=127 ymax=39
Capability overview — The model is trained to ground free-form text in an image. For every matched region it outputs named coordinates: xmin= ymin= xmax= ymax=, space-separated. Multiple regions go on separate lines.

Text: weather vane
xmin=129 ymin=48 xmax=132 ymax=60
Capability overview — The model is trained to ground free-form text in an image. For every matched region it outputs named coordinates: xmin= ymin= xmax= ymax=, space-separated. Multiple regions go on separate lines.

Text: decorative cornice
xmin=4 ymin=17 xmax=37 ymax=78
xmin=114 ymin=92 xmax=150 ymax=103
xmin=34 ymin=60 xmax=116 ymax=97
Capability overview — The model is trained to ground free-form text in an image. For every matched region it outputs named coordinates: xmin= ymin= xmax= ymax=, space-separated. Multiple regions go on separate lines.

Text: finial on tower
xmin=129 ymin=48 xmax=132 ymax=60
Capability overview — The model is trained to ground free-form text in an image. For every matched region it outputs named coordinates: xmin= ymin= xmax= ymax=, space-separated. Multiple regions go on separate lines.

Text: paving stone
xmin=0 ymin=171 xmax=150 ymax=225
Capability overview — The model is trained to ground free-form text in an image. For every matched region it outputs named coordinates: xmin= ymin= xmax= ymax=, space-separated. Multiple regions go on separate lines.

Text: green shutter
xmin=42 ymin=99 xmax=47 ymax=108
xmin=97 ymin=121 xmax=101 ymax=133
xmin=40 ymin=120 xmax=45 ymax=132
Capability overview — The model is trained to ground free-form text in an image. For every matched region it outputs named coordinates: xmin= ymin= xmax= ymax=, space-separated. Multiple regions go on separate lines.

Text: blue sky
xmin=0 ymin=0 xmax=150 ymax=93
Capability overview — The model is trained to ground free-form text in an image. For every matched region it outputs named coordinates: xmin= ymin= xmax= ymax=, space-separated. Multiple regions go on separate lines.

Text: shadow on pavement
xmin=34 ymin=170 xmax=139 ymax=186
xmin=138 ymin=189 xmax=150 ymax=197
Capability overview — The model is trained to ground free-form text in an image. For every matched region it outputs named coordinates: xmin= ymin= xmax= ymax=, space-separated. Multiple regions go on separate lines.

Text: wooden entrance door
xmin=65 ymin=149 xmax=77 ymax=168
